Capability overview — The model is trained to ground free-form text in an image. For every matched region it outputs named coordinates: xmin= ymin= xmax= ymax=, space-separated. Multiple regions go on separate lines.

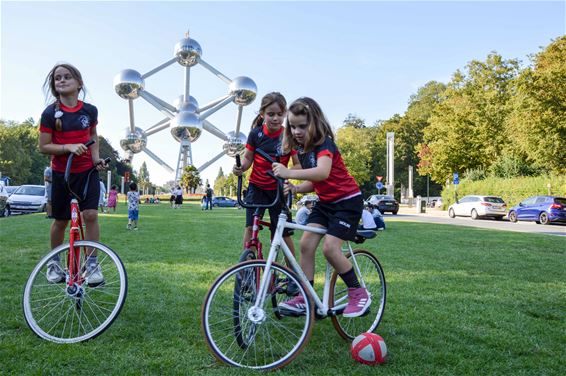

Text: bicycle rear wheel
xmin=202 ymin=260 xmax=314 ymax=370
xmin=23 ymin=240 xmax=127 ymax=343
xmin=330 ymin=249 xmax=386 ymax=339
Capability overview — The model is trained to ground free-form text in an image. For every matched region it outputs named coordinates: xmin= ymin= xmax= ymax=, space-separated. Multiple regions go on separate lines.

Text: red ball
xmin=351 ymin=332 xmax=387 ymax=365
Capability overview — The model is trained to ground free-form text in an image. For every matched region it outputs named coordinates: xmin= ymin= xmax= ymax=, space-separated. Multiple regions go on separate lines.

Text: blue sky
xmin=1 ymin=1 xmax=564 ymax=186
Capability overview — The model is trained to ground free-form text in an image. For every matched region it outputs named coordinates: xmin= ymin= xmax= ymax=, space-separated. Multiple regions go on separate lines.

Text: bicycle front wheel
xmin=330 ymin=249 xmax=386 ymax=339
xmin=23 ymin=240 xmax=127 ymax=343
xmin=202 ymin=260 xmax=314 ymax=370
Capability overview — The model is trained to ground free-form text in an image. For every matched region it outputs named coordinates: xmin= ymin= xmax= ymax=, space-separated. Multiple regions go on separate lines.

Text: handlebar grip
xmin=102 ymin=157 xmax=111 ymax=165
xmin=84 ymin=139 xmax=96 ymax=148
xmin=235 ymin=154 xmax=241 ymax=167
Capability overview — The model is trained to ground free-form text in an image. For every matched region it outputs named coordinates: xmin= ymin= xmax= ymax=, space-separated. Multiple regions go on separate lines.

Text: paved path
xmin=387 ymin=206 xmax=566 ymax=237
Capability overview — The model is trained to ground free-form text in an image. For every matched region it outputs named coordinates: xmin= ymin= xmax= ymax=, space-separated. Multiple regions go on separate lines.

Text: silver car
xmin=448 ymin=195 xmax=507 ymax=220
xmin=0 ymin=184 xmax=8 ymax=217
xmin=6 ymin=185 xmax=47 ymax=215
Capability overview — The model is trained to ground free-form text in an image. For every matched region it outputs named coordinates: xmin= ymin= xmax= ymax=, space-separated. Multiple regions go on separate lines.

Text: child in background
xmin=127 ymin=182 xmax=140 ymax=230
xmin=272 ymin=97 xmax=370 ymax=318
xmin=107 ymin=184 xmax=118 ymax=213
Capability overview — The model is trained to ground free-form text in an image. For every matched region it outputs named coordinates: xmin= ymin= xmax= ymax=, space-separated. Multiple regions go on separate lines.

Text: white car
xmin=6 ymin=185 xmax=47 ymax=215
xmin=448 ymin=195 xmax=507 ymax=220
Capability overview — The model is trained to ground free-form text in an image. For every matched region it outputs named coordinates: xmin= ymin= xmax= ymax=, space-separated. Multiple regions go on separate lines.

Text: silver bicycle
xmin=201 ymin=151 xmax=386 ymax=370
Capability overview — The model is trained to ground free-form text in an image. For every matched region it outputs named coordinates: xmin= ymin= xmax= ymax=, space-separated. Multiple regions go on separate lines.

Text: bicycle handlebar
xmin=236 ymin=149 xmax=288 ymax=210
xmin=64 ymin=139 xmax=110 ymax=201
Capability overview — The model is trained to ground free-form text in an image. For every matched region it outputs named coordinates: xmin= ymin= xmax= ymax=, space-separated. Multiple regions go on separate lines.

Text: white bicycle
xmin=201 ymin=151 xmax=386 ymax=370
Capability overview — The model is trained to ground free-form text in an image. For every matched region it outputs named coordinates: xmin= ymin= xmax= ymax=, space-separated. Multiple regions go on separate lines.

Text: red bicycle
xmin=23 ymin=139 xmax=128 ymax=343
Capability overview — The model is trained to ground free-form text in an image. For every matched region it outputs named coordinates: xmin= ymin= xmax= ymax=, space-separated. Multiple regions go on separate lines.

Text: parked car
xmin=507 ymin=196 xmax=566 ymax=225
xmin=0 ymin=184 xmax=9 ymax=217
xmin=211 ymin=196 xmax=238 ymax=207
xmin=366 ymin=194 xmax=399 ymax=215
xmin=5 ymin=185 xmax=20 ymax=196
xmin=448 ymin=195 xmax=506 ymax=220
xmin=6 ymin=185 xmax=47 ymax=215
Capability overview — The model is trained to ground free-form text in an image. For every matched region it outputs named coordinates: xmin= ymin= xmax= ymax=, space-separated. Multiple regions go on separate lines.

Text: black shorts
xmin=308 ymin=194 xmax=363 ymax=241
xmin=175 ymin=195 xmax=183 ymax=205
xmin=245 ymin=183 xmax=293 ymax=238
xmin=52 ymin=169 xmax=100 ymax=220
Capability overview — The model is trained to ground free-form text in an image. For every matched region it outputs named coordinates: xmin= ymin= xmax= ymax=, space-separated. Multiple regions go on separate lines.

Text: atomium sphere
xmin=174 ymin=38 xmax=202 ymax=67
xmin=172 ymin=95 xmax=199 ymax=111
xmin=229 ymin=76 xmax=257 ymax=106
xmin=170 ymin=110 xmax=203 ymax=142
xmin=113 ymin=69 xmax=145 ymax=100
xmin=222 ymin=131 xmax=247 ymax=157
xmin=119 ymin=127 xmax=147 ymax=154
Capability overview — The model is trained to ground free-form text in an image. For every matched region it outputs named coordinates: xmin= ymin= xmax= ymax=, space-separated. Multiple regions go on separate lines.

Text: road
xmin=389 ymin=206 xmax=566 ymax=237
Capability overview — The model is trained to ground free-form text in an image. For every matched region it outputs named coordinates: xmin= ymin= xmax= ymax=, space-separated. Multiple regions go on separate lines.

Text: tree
xmin=342 ymin=114 xmax=366 ymax=129
xmin=181 ymin=165 xmax=201 ymax=193
xmin=422 ymin=53 xmax=521 ymax=182
xmin=137 ymin=162 xmax=150 ymax=193
xmin=505 ymin=36 xmax=566 ymax=174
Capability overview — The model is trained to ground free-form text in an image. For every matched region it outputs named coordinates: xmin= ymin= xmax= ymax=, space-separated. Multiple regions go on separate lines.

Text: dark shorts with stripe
xmin=308 ymin=194 xmax=363 ymax=241
xmin=52 ymin=169 xmax=100 ymax=220
xmin=245 ymin=183 xmax=293 ymax=238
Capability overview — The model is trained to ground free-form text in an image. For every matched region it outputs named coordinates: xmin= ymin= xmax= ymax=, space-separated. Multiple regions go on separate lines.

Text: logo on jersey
xmin=79 ymin=115 xmax=90 ymax=129
xmin=275 ymin=142 xmax=284 ymax=157
xmin=339 ymin=220 xmax=351 ymax=229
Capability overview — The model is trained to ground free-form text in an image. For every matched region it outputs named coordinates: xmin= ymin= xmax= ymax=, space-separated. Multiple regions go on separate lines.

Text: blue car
xmin=211 ymin=196 xmax=238 ymax=207
xmin=508 ymin=196 xmax=566 ymax=225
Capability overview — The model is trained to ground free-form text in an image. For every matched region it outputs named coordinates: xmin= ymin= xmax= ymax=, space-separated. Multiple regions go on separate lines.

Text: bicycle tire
xmin=23 ymin=240 xmax=127 ymax=343
xmin=233 ymin=249 xmax=257 ymax=348
xmin=202 ymin=260 xmax=314 ymax=370
xmin=329 ymin=249 xmax=386 ymax=340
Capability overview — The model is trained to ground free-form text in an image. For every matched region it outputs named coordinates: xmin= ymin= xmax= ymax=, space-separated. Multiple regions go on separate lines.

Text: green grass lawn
xmin=1 ymin=203 xmax=565 ymax=375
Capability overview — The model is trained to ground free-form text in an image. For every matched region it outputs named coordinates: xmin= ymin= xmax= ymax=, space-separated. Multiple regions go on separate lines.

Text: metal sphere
xmin=174 ymin=38 xmax=202 ymax=67
xmin=119 ymin=127 xmax=147 ymax=154
xmin=173 ymin=95 xmax=199 ymax=112
xmin=222 ymin=131 xmax=247 ymax=157
xmin=113 ymin=69 xmax=145 ymax=99
xmin=170 ymin=110 xmax=203 ymax=142
xmin=229 ymin=76 xmax=257 ymax=106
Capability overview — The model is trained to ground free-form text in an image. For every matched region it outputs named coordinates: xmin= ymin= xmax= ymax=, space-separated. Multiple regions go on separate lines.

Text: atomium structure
xmin=114 ymin=32 xmax=256 ymax=181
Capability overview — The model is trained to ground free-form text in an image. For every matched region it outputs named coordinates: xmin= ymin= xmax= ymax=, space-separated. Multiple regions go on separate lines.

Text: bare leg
xmin=298 ymin=225 xmax=325 ymax=281
xmin=82 ymin=209 xmax=99 ymax=257
xmin=321 ymin=235 xmax=351 ymax=274
xmin=51 ymin=219 xmax=69 ymax=249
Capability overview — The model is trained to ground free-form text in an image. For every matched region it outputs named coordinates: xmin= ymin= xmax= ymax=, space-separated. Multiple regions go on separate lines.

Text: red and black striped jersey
xmin=246 ymin=124 xmax=296 ymax=190
xmin=40 ymin=101 xmax=98 ymax=173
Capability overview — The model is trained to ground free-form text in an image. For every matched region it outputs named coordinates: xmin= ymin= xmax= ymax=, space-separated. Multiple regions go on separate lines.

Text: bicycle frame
xmin=253 ymin=212 xmax=364 ymax=318
xmin=67 ymin=199 xmax=85 ymax=287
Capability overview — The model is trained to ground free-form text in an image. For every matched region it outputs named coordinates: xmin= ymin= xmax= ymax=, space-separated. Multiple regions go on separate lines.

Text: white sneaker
xmin=86 ymin=263 xmax=105 ymax=287
xmin=46 ymin=260 xmax=65 ymax=283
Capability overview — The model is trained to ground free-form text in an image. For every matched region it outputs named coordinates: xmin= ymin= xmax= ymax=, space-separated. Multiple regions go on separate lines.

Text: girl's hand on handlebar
xmin=283 ymin=181 xmax=296 ymax=195
xmin=94 ymin=158 xmax=108 ymax=171
xmin=272 ymin=162 xmax=290 ymax=179
xmin=232 ymin=164 xmax=243 ymax=176
xmin=67 ymin=143 xmax=88 ymax=155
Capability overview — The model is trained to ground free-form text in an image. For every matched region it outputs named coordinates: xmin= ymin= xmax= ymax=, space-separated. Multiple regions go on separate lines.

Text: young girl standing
xmin=107 ymin=184 xmax=118 ymax=213
xmin=272 ymin=97 xmax=370 ymax=318
xmin=39 ymin=63 xmax=106 ymax=286
xmin=232 ymin=92 xmax=299 ymax=272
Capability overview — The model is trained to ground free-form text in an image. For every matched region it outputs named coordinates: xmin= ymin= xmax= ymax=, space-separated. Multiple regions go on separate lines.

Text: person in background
xmin=99 ymin=179 xmax=106 ymax=213
xmin=127 ymin=182 xmax=140 ymax=230
xmin=205 ymin=184 xmax=213 ymax=210
xmin=44 ymin=166 xmax=52 ymax=218
xmin=107 ymin=184 xmax=118 ymax=213
xmin=296 ymin=198 xmax=315 ymax=226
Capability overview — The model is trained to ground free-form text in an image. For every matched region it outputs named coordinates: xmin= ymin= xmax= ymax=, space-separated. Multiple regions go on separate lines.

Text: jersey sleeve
xmin=315 ymin=137 xmax=335 ymax=160
xmin=39 ymin=106 xmax=55 ymax=133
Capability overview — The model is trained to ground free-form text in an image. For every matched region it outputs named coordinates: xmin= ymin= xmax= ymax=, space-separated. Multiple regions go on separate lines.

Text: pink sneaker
xmin=343 ymin=287 xmax=371 ymax=318
xmin=278 ymin=294 xmax=307 ymax=314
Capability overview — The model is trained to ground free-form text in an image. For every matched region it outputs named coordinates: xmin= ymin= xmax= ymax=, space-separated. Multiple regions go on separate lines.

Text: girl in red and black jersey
xmin=38 ymin=63 xmax=106 ymax=285
xmin=273 ymin=97 xmax=370 ymax=318
xmin=232 ymin=92 xmax=299 ymax=263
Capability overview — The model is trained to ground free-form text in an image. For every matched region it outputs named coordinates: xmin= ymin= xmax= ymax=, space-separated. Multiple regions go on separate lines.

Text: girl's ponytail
xmin=250 ymin=113 xmax=264 ymax=130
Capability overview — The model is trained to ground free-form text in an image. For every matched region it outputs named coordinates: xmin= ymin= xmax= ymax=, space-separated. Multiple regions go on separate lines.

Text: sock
xmin=339 ymin=268 xmax=361 ymax=288
xmin=87 ymin=255 xmax=97 ymax=266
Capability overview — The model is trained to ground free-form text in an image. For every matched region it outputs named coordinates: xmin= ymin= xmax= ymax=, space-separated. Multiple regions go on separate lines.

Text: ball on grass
xmin=351 ymin=332 xmax=387 ymax=365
